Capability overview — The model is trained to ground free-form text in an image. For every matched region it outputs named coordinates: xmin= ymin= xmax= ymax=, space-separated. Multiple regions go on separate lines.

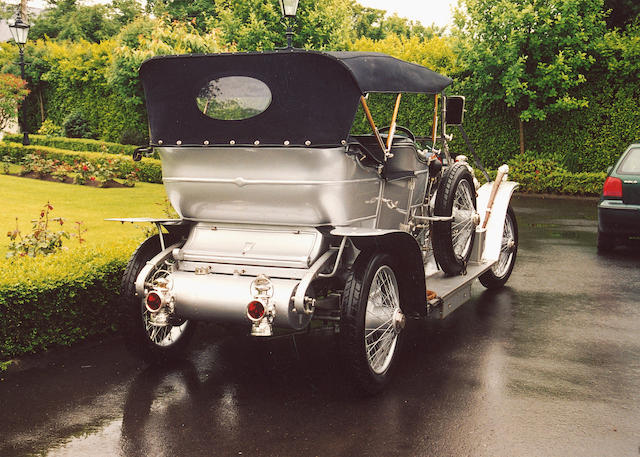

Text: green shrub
xmin=3 ymin=133 xmax=146 ymax=157
xmin=0 ymin=141 xmax=162 ymax=184
xmin=119 ymin=128 xmax=148 ymax=146
xmin=37 ymin=119 xmax=64 ymax=137
xmin=63 ymin=110 xmax=94 ymax=139
xmin=474 ymin=154 xmax=606 ymax=196
xmin=0 ymin=241 xmax=137 ymax=358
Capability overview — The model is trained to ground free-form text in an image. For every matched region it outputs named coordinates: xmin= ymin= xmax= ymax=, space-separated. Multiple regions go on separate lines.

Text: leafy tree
xmin=453 ymin=0 xmax=608 ymax=154
xmin=597 ymin=20 xmax=640 ymax=81
xmin=112 ymin=0 xmax=144 ymax=27
xmin=353 ymin=34 xmax=456 ymax=75
xmin=29 ymin=0 xmax=143 ymax=43
xmin=349 ymin=1 xmax=444 ymax=42
xmin=30 ymin=0 xmax=119 ymax=42
xmin=108 ymin=16 xmax=231 ymax=139
xmin=214 ymin=0 xmax=353 ymax=51
xmin=145 ymin=0 xmax=217 ymax=30
xmin=0 ymin=73 xmax=29 ymax=130
xmin=381 ymin=14 xmax=443 ymax=41
xmin=350 ymin=2 xmax=386 ymax=40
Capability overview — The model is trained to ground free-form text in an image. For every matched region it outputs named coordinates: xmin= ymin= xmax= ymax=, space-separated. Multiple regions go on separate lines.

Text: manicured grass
xmin=0 ymin=173 xmax=170 ymax=256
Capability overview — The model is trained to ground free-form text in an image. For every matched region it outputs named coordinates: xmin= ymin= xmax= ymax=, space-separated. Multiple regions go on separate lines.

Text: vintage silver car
xmin=115 ymin=49 xmax=518 ymax=393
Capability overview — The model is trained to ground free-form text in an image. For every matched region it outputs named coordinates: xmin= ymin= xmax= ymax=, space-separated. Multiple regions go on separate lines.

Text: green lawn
xmin=0 ymin=173 xmax=170 ymax=255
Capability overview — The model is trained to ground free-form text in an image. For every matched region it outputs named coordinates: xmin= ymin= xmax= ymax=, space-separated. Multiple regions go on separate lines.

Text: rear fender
xmin=330 ymin=228 xmax=426 ymax=317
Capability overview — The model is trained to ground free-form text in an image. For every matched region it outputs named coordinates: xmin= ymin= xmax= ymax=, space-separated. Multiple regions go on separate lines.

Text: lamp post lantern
xmin=8 ymin=11 xmax=30 ymax=146
xmin=278 ymin=0 xmax=299 ymax=48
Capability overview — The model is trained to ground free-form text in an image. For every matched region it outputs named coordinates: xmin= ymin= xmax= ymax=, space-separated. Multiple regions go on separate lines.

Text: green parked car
xmin=597 ymin=143 xmax=640 ymax=252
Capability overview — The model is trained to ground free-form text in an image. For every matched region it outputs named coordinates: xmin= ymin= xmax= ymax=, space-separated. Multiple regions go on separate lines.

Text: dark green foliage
xmin=29 ymin=0 xmax=142 ymax=43
xmin=0 ymin=245 xmax=131 ymax=358
xmin=604 ymin=0 xmax=640 ymax=29
xmin=30 ymin=0 xmax=118 ymax=43
xmin=476 ymin=153 xmax=606 ymax=195
xmin=3 ymin=133 xmax=139 ymax=156
xmin=452 ymin=72 xmax=640 ymax=173
xmin=353 ymin=71 xmax=639 ymax=175
xmin=0 ymin=142 xmax=162 ymax=184
xmin=146 ymin=0 xmax=217 ymax=30
xmin=119 ymin=128 xmax=149 ymax=146
xmin=215 ymin=0 xmax=353 ymax=51
xmin=63 ymin=110 xmax=94 ymax=139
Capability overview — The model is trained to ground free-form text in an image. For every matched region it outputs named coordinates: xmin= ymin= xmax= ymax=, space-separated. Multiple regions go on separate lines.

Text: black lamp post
xmin=278 ymin=0 xmax=299 ymax=48
xmin=8 ymin=11 xmax=31 ymax=146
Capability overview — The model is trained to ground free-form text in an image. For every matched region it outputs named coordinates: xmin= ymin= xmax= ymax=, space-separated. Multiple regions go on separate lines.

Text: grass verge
xmin=0 ymin=175 xmax=172 ymax=359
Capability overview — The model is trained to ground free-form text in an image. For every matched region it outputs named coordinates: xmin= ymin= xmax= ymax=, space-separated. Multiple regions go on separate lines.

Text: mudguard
xmin=475 ymin=180 xmax=519 ymax=263
xmin=330 ymin=227 xmax=427 ymax=317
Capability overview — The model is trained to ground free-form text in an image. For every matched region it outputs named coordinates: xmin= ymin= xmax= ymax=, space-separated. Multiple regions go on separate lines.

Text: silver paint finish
xmin=159 ymin=146 xmax=380 ymax=226
xmin=177 ymin=223 xmax=327 ymax=268
xmin=169 ymin=271 xmax=310 ymax=330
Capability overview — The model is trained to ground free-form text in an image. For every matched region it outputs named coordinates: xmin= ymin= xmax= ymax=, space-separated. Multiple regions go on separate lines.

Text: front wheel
xmin=121 ymin=234 xmax=196 ymax=363
xmin=479 ymin=205 xmax=518 ymax=288
xmin=340 ymin=251 xmax=405 ymax=395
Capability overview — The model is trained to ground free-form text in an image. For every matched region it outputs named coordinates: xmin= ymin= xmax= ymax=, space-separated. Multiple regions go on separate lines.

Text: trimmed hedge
xmin=3 ymin=133 xmax=141 ymax=156
xmin=0 ymin=141 xmax=162 ymax=184
xmin=0 ymin=241 xmax=137 ymax=359
xmin=474 ymin=153 xmax=606 ymax=196
xmin=514 ymin=170 xmax=606 ymax=196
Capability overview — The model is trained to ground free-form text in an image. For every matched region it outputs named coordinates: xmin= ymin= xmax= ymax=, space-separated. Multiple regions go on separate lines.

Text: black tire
xmin=121 ymin=234 xmax=196 ymax=363
xmin=597 ymin=230 xmax=615 ymax=253
xmin=340 ymin=251 xmax=405 ymax=395
xmin=432 ymin=162 xmax=477 ymax=275
xmin=479 ymin=205 xmax=518 ymax=289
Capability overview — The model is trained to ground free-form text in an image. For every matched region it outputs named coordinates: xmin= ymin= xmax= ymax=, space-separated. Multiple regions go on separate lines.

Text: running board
xmin=425 ymin=261 xmax=494 ymax=319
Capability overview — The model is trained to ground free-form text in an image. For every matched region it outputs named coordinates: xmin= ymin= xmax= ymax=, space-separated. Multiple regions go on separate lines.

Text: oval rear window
xmin=196 ymin=76 xmax=272 ymax=120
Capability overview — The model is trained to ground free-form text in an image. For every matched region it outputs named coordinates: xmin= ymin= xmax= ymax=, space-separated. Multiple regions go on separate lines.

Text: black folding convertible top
xmin=140 ymin=49 xmax=452 ymax=146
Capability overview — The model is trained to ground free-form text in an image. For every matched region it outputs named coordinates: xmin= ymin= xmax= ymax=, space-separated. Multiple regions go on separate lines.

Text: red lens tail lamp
xmin=603 ymin=176 xmax=622 ymax=198
xmin=145 ymin=291 xmax=163 ymax=313
xmin=247 ymin=300 xmax=266 ymax=321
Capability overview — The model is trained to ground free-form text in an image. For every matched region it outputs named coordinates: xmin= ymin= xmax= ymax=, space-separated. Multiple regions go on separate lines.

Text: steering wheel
xmin=378 ymin=125 xmax=415 ymax=143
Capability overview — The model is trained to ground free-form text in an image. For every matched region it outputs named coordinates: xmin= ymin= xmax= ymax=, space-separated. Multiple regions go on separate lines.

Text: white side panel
xmin=476 ymin=181 xmax=519 ymax=262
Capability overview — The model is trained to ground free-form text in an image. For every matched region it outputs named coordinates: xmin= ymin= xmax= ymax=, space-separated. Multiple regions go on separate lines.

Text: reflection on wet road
xmin=1 ymin=195 xmax=639 ymax=456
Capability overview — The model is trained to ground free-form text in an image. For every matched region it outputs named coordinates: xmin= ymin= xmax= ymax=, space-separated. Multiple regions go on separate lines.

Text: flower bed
xmin=0 ymin=141 xmax=162 ymax=184
xmin=13 ymin=152 xmax=138 ymax=187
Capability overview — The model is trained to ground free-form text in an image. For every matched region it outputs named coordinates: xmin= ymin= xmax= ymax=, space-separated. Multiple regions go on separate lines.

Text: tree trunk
xmin=38 ymin=89 xmax=44 ymax=122
xmin=518 ymin=118 xmax=525 ymax=154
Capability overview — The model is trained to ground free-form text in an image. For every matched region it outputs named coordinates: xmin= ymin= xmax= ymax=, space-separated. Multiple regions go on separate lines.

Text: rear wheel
xmin=432 ymin=162 xmax=477 ymax=275
xmin=121 ymin=234 xmax=196 ymax=363
xmin=340 ymin=251 xmax=405 ymax=395
xmin=479 ymin=205 xmax=518 ymax=288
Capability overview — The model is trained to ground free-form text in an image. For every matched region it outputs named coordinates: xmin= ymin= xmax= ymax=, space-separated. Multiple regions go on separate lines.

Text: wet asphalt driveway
xmin=1 ymin=195 xmax=639 ymax=457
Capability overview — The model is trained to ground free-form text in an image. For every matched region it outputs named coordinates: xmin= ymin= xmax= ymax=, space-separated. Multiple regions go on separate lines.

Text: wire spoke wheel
xmin=433 ymin=162 xmax=477 ymax=275
xmin=451 ymin=179 xmax=476 ymax=259
xmin=121 ymin=234 xmax=196 ymax=363
xmin=140 ymin=262 xmax=189 ymax=347
xmin=492 ymin=211 xmax=515 ymax=277
xmin=364 ymin=266 xmax=401 ymax=374
xmin=341 ymin=252 xmax=405 ymax=395
xmin=141 ymin=298 xmax=189 ymax=347
xmin=479 ymin=205 xmax=518 ymax=289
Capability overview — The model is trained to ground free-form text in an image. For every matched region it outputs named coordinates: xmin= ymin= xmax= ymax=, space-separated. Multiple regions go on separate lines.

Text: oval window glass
xmin=196 ymin=76 xmax=272 ymax=120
